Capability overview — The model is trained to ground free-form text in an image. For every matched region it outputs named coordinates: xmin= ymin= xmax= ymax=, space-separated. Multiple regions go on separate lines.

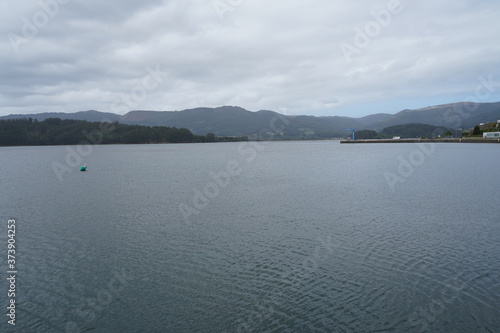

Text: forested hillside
xmin=0 ymin=118 xmax=247 ymax=146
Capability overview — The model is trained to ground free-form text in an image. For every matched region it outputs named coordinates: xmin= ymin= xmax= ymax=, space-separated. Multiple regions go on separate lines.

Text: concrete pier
xmin=340 ymin=138 xmax=500 ymax=144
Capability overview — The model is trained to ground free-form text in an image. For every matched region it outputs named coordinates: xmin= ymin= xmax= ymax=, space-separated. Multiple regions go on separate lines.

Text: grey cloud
xmin=1 ymin=0 xmax=499 ymax=117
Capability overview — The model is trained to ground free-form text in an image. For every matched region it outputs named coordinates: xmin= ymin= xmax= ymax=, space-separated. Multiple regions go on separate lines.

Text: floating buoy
xmin=80 ymin=163 xmax=87 ymax=171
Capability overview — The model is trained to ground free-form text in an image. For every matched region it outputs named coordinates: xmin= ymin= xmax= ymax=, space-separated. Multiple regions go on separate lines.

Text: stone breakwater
xmin=340 ymin=138 xmax=500 ymax=144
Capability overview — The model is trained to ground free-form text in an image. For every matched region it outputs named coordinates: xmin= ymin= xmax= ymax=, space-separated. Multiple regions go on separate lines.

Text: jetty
xmin=340 ymin=138 xmax=500 ymax=144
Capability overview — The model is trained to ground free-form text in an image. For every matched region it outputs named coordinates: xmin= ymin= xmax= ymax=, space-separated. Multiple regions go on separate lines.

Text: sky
xmin=1 ymin=0 xmax=500 ymax=118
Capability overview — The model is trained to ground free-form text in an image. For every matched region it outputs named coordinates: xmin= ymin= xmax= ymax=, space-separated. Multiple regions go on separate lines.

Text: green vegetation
xmin=466 ymin=122 xmax=500 ymax=137
xmin=377 ymin=123 xmax=449 ymax=139
xmin=353 ymin=123 xmax=452 ymax=139
xmin=0 ymin=118 xmax=248 ymax=146
xmin=472 ymin=125 xmax=482 ymax=136
xmin=354 ymin=122 xmax=499 ymax=140
xmin=355 ymin=130 xmax=377 ymax=139
xmin=480 ymin=122 xmax=498 ymax=132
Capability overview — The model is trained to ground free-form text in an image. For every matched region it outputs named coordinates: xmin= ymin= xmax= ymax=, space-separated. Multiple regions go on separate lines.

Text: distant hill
xmin=378 ymin=123 xmax=449 ymax=138
xmin=0 ymin=110 xmax=121 ymax=122
xmin=2 ymin=102 xmax=499 ymax=139
xmin=364 ymin=102 xmax=500 ymax=131
xmin=121 ymin=107 xmax=283 ymax=137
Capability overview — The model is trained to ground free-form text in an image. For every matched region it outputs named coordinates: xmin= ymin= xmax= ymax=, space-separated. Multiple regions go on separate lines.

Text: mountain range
xmin=2 ymin=102 xmax=499 ymax=139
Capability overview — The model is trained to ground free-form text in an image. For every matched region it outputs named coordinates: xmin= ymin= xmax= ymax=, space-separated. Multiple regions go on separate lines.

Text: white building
xmin=483 ymin=132 xmax=500 ymax=138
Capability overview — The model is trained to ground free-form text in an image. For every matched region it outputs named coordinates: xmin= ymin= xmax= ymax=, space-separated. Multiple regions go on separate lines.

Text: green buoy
xmin=80 ymin=163 xmax=87 ymax=171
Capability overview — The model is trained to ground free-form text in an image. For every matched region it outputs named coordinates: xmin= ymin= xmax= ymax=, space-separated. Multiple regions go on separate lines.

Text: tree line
xmin=0 ymin=118 xmax=248 ymax=146
xmin=355 ymin=123 xmax=451 ymax=139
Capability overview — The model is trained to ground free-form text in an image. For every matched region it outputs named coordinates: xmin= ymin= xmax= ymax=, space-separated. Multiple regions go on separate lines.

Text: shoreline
xmin=340 ymin=138 xmax=500 ymax=144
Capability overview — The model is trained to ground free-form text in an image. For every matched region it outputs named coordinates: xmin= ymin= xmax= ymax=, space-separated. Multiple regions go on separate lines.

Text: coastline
xmin=340 ymin=138 xmax=500 ymax=144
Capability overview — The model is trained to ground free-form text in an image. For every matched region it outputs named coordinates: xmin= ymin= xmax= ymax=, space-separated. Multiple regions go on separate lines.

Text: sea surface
xmin=0 ymin=141 xmax=499 ymax=333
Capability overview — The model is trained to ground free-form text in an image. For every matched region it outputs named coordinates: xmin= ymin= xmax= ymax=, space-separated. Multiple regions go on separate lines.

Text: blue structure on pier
xmin=346 ymin=129 xmax=355 ymax=141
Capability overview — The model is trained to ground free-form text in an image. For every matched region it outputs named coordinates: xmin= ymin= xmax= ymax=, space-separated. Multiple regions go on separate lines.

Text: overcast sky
xmin=1 ymin=0 xmax=500 ymax=118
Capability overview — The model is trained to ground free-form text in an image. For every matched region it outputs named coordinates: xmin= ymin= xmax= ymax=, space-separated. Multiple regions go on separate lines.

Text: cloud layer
xmin=1 ymin=0 xmax=500 ymax=117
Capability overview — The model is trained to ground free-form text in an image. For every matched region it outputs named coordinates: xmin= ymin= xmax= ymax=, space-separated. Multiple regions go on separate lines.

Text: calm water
xmin=0 ymin=141 xmax=499 ymax=333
